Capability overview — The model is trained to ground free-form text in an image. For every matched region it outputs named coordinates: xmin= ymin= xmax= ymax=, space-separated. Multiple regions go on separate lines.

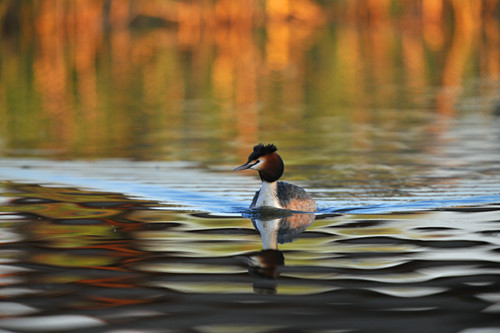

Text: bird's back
xmin=277 ymin=181 xmax=317 ymax=212
xmin=250 ymin=181 xmax=317 ymax=212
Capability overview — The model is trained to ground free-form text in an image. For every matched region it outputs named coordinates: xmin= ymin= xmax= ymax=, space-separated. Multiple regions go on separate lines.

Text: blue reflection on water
xmin=1 ymin=160 xmax=500 ymax=216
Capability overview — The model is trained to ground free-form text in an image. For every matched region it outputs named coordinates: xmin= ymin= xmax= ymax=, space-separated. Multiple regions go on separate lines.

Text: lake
xmin=1 ymin=1 xmax=500 ymax=332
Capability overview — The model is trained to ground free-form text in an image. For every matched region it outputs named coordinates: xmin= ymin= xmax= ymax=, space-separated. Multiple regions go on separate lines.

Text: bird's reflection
xmin=245 ymin=209 xmax=316 ymax=294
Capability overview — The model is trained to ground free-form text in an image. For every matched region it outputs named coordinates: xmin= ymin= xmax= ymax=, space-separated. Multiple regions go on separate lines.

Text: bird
xmin=233 ymin=143 xmax=317 ymax=212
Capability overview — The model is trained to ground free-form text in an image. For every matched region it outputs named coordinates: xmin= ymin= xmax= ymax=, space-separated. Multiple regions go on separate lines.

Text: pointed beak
xmin=233 ymin=162 xmax=253 ymax=172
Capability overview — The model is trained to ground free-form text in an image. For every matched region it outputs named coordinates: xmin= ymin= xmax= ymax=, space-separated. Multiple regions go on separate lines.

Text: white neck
xmin=255 ymin=181 xmax=281 ymax=209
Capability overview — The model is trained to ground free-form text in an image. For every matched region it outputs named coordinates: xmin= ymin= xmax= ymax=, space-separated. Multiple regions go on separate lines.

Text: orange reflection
xmin=32 ymin=0 xmax=73 ymax=147
xmin=423 ymin=0 xmax=445 ymax=50
xmin=437 ymin=0 xmax=482 ymax=116
xmin=0 ymin=1 xmax=499 ymax=159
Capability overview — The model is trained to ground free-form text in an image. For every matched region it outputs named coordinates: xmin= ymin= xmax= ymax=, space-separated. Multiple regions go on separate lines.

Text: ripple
xmin=0 ymin=315 xmax=104 ymax=332
xmin=0 ymin=302 xmax=39 ymax=316
xmin=369 ymin=286 xmax=448 ymax=298
xmin=1 ymin=159 xmax=500 ymax=215
xmin=0 ymin=174 xmax=499 ymax=332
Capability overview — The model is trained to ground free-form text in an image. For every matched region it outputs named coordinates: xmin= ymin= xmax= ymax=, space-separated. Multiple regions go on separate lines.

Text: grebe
xmin=233 ymin=143 xmax=317 ymax=212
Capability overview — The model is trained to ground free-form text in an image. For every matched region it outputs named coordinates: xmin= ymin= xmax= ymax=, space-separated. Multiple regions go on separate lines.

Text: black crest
xmin=248 ymin=143 xmax=278 ymax=161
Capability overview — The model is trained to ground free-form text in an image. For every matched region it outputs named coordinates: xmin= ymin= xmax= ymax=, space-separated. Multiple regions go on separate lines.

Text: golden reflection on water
xmin=1 ymin=1 xmax=499 ymax=162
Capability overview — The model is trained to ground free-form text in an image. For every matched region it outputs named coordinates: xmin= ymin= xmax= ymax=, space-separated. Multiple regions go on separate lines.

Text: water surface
xmin=1 ymin=1 xmax=500 ymax=332
xmin=1 ymin=150 xmax=500 ymax=332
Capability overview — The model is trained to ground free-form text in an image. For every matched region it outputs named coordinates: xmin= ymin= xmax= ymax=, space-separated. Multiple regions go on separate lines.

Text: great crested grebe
xmin=233 ymin=143 xmax=317 ymax=212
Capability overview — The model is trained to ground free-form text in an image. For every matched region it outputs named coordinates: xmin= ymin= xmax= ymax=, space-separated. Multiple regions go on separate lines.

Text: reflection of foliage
xmin=0 ymin=184 xmax=130 ymax=251
xmin=0 ymin=202 xmax=119 ymax=219
xmin=28 ymin=221 xmax=122 ymax=248
xmin=31 ymin=252 xmax=118 ymax=268
xmin=0 ymin=0 xmax=498 ymax=162
xmin=0 ymin=184 xmax=135 ymax=220
xmin=2 ymin=183 xmax=140 ymax=203
xmin=0 ymin=182 xmax=153 ymax=291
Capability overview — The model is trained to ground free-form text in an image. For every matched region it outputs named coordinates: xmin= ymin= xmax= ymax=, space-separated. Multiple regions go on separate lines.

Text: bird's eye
xmin=256 ymin=160 xmax=260 ymax=163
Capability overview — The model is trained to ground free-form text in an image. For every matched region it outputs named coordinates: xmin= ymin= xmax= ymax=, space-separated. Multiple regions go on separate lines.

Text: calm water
xmin=2 ymin=1 xmax=500 ymax=332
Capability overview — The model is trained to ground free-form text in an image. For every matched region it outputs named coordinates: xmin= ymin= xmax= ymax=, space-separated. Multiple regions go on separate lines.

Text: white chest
xmin=255 ymin=182 xmax=281 ymax=208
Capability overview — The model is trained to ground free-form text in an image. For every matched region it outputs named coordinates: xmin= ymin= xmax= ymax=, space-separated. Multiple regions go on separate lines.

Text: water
xmin=2 ymin=1 xmax=500 ymax=332
xmin=0 ymin=185 xmax=499 ymax=333
xmin=0 ymin=154 xmax=499 ymax=332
